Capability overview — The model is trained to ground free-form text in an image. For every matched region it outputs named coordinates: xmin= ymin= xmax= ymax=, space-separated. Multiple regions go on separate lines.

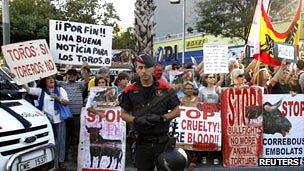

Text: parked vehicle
xmin=0 ymin=68 xmax=56 ymax=171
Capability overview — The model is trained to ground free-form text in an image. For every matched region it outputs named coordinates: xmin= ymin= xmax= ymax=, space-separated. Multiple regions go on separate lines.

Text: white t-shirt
xmin=29 ymin=87 xmax=69 ymax=124
xmin=198 ymin=86 xmax=220 ymax=103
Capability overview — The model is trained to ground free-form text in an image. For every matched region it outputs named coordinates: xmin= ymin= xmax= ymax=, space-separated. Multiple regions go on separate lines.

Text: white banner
xmin=263 ymin=94 xmax=304 ymax=165
xmin=203 ymin=43 xmax=229 ymax=74
xmin=49 ymin=20 xmax=113 ymax=66
xmin=173 ymin=105 xmax=221 ymax=151
xmin=1 ymin=39 xmax=57 ymax=85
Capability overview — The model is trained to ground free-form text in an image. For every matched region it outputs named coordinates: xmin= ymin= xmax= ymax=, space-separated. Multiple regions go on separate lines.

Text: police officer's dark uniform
xmin=119 ymin=54 xmax=180 ymax=171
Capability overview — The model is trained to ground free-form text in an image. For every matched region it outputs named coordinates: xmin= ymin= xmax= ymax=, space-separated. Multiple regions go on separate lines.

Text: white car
xmin=0 ymin=68 xmax=55 ymax=171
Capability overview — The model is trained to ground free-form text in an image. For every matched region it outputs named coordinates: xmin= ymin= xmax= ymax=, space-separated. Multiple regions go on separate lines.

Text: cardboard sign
xmin=49 ymin=20 xmax=113 ymax=66
xmin=221 ymin=87 xmax=263 ymax=167
xmin=203 ymin=43 xmax=229 ymax=74
xmin=1 ymin=39 xmax=57 ymax=85
xmin=78 ymin=107 xmax=126 ymax=171
xmin=174 ymin=105 xmax=222 ymax=151
xmin=263 ymin=94 xmax=304 ymax=166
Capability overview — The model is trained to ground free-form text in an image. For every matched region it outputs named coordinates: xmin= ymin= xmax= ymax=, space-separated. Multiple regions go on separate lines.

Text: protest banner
xmin=49 ymin=20 xmax=113 ymax=66
xmin=78 ymin=86 xmax=125 ymax=171
xmin=174 ymin=105 xmax=221 ymax=151
xmin=1 ymin=39 xmax=57 ymax=85
xmin=262 ymin=94 xmax=304 ymax=166
xmin=203 ymin=43 xmax=229 ymax=74
xmin=221 ymin=87 xmax=263 ymax=167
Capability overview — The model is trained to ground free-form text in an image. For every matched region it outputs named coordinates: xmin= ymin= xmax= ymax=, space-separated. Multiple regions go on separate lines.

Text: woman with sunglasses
xmin=230 ymin=68 xmax=248 ymax=88
xmin=198 ymin=73 xmax=221 ymax=165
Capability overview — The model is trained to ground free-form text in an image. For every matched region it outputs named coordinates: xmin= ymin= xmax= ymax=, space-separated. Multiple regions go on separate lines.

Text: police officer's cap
xmin=135 ymin=53 xmax=155 ymax=68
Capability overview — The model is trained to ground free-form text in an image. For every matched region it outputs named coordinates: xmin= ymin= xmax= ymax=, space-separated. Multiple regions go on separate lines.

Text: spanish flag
xmin=254 ymin=0 xmax=302 ymax=66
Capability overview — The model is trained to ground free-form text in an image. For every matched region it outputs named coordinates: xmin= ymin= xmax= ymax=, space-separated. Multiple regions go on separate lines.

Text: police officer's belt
xmin=137 ymin=134 xmax=169 ymax=144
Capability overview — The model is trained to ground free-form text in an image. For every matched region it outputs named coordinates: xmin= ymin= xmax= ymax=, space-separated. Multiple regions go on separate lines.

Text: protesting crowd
xmin=6 ymin=50 xmax=302 ymax=170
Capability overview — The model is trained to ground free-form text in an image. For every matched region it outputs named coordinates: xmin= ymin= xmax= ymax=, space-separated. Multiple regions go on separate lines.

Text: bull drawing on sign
xmin=86 ymin=126 xmax=123 ymax=169
xmin=263 ymin=99 xmax=291 ymax=137
xmin=245 ymin=99 xmax=292 ymax=137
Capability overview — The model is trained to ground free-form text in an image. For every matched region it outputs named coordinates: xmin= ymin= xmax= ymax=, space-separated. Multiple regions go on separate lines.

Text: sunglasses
xmin=237 ymin=74 xmax=245 ymax=77
xmin=208 ymin=76 xmax=215 ymax=79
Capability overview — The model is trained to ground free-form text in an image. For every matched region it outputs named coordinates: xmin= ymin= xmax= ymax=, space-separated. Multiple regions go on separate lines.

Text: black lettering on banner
xmin=58 ymin=54 xmax=73 ymax=61
xmin=76 ymin=55 xmax=104 ymax=64
xmin=55 ymin=21 xmax=62 ymax=30
xmin=56 ymin=34 xmax=74 ymax=42
xmin=64 ymin=22 xmax=82 ymax=33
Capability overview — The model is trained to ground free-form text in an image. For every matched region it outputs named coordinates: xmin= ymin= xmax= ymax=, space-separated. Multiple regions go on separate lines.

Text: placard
xmin=78 ymin=107 xmax=126 ymax=170
xmin=50 ymin=20 xmax=113 ymax=66
xmin=203 ymin=43 xmax=229 ymax=74
xmin=1 ymin=39 xmax=57 ymax=85
xmin=221 ymin=87 xmax=263 ymax=167
xmin=174 ymin=105 xmax=221 ymax=151
xmin=263 ymin=94 xmax=304 ymax=166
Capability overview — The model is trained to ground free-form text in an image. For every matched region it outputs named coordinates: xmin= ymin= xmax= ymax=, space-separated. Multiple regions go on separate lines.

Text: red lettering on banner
xmin=187 ymin=132 xmax=219 ymax=144
xmin=39 ymin=43 xmax=49 ymax=54
xmin=227 ymin=88 xmax=259 ymax=126
xmin=185 ymin=108 xmax=217 ymax=120
xmin=181 ymin=119 xmax=187 ymax=129
xmin=86 ymin=111 xmax=96 ymax=122
xmin=281 ymin=101 xmax=304 ymax=117
xmin=13 ymin=62 xmax=45 ymax=78
xmin=86 ymin=109 xmax=120 ymax=123
xmin=6 ymin=46 xmax=37 ymax=61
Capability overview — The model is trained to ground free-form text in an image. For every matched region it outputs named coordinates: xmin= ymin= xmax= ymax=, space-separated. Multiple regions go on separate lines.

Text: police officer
xmin=119 ymin=53 xmax=180 ymax=171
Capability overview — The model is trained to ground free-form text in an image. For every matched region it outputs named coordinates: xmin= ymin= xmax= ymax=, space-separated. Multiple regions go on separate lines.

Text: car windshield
xmin=0 ymin=67 xmax=24 ymax=100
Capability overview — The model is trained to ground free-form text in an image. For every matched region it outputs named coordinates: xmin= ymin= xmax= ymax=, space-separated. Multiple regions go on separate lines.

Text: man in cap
xmin=119 ymin=53 xmax=180 ymax=171
xmin=87 ymin=66 xmax=109 ymax=91
xmin=57 ymin=68 xmax=86 ymax=162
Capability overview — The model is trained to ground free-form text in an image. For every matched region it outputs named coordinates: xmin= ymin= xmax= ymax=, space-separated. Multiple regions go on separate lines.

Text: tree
xmin=134 ymin=0 xmax=156 ymax=55
xmin=58 ymin=0 xmax=120 ymax=27
xmin=0 ymin=0 xmax=120 ymax=48
xmin=0 ymin=0 xmax=60 ymax=45
xmin=113 ymin=27 xmax=136 ymax=50
xmin=196 ymin=0 xmax=256 ymax=42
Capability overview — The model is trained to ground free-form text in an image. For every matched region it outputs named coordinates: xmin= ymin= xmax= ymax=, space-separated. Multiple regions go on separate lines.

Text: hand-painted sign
xmin=221 ymin=87 xmax=263 ymax=167
xmin=1 ymin=39 xmax=57 ymax=85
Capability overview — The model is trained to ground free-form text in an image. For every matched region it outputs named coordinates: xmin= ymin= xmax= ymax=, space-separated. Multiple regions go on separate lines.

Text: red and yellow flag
xmin=254 ymin=0 xmax=302 ymax=66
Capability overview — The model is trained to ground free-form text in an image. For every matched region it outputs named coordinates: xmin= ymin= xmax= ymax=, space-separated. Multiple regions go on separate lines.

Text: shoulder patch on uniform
xmin=157 ymin=79 xmax=171 ymax=90
xmin=123 ymin=83 xmax=140 ymax=93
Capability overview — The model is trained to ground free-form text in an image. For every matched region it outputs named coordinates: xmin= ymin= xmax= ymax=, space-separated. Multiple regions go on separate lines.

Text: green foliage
xmin=196 ymin=0 xmax=256 ymax=42
xmin=59 ymin=0 xmax=120 ymax=27
xmin=7 ymin=0 xmax=60 ymax=44
xmin=0 ymin=0 xmax=120 ymax=47
xmin=112 ymin=27 xmax=136 ymax=50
